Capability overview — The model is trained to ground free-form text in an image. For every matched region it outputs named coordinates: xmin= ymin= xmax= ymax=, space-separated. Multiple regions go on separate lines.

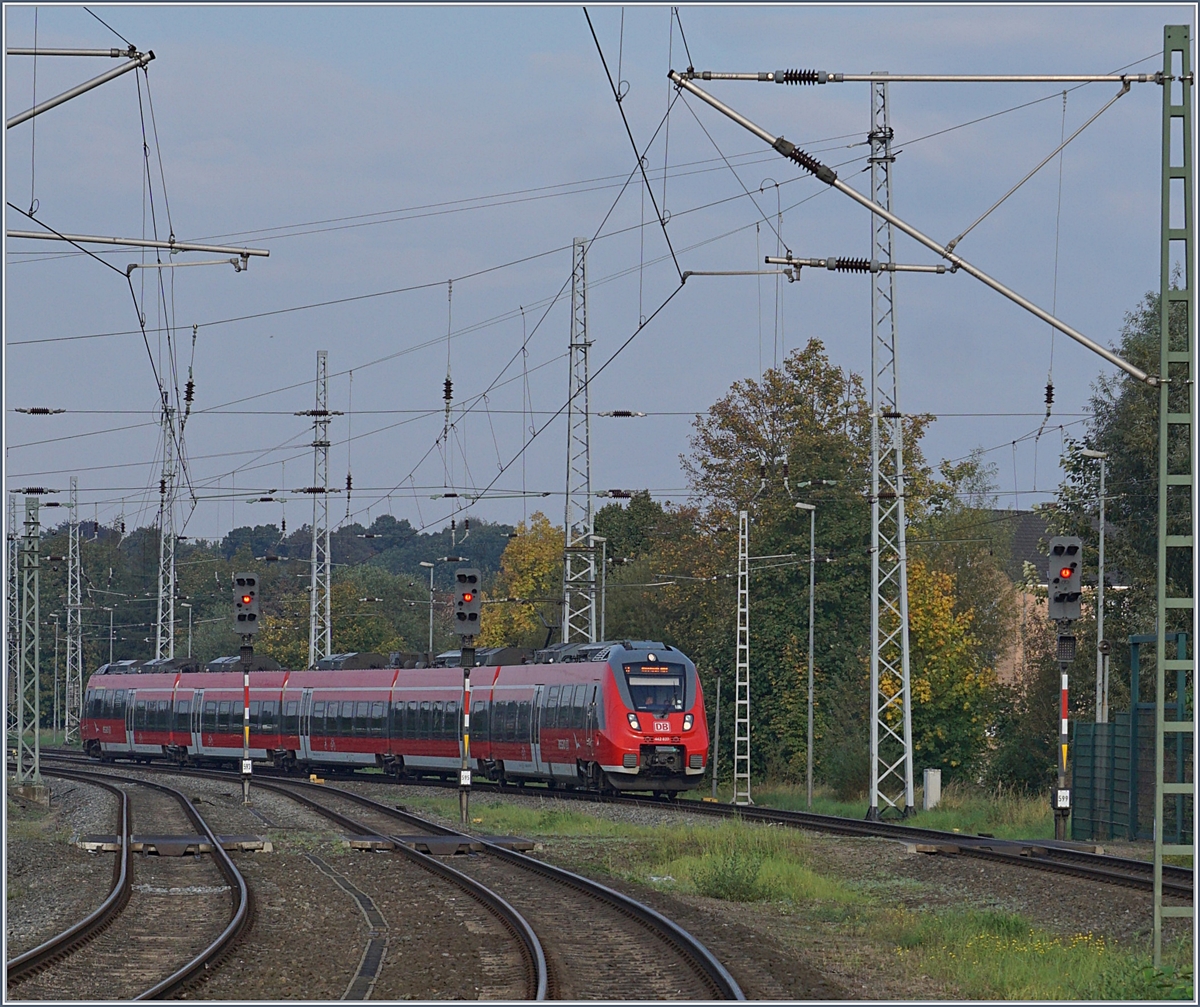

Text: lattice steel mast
xmin=733 ymin=509 xmax=752 ymax=805
xmin=65 ymin=476 xmax=83 ymax=743
xmin=562 ymin=237 xmax=597 ymax=644
xmin=308 ymin=350 xmax=333 ymax=667
xmin=16 ymin=496 xmax=41 ymax=784
xmin=155 ymin=404 xmax=177 ymax=660
xmin=867 ymin=76 xmax=915 ymax=820
xmin=1154 ymin=24 xmax=1194 ymax=965
xmin=6 ymin=494 xmax=19 ymax=744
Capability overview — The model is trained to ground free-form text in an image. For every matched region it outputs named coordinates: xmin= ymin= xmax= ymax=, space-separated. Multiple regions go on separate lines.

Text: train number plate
xmin=654 ymin=721 xmax=670 ymax=733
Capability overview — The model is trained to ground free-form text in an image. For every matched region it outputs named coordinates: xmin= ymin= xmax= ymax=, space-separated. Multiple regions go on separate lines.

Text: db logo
xmin=654 ymin=720 xmax=671 ymax=733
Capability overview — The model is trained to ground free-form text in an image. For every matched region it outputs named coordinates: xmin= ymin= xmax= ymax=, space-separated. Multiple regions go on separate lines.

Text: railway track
xmin=243 ymin=776 xmax=744 ymax=1001
xmin=42 ymin=748 xmax=1192 ymax=900
xmin=6 ymin=767 xmax=249 ymax=1000
xmin=44 ymin=757 xmax=740 ymax=1000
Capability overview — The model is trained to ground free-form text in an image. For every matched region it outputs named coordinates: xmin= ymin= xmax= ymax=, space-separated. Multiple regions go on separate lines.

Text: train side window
xmin=545 ymin=685 xmax=560 ymax=729
xmin=571 ymin=686 xmax=586 ymax=728
xmin=390 ymin=701 xmax=404 ymax=738
xmin=405 ymin=700 xmax=417 ymax=739
xmin=446 ymin=700 xmax=458 ymax=740
xmin=371 ymin=701 xmax=385 ymax=736
xmin=433 ymin=701 xmax=444 ymax=740
xmin=150 ymin=700 xmax=163 ymax=731
xmin=506 ymin=700 xmax=518 ymax=741
xmin=471 ymin=699 xmax=488 ymax=741
xmin=312 ymin=701 xmax=325 ymax=735
xmin=175 ymin=699 xmax=190 ymax=731
xmin=283 ymin=700 xmax=300 ymax=735
xmin=249 ymin=700 xmax=262 ymax=732
xmin=560 ymin=685 xmax=575 ymax=728
xmin=217 ymin=700 xmax=232 ymax=733
xmin=338 ymin=701 xmax=352 ymax=735
xmin=203 ymin=700 xmax=218 ymax=732
xmin=517 ymin=698 xmax=531 ymax=739
xmin=419 ymin=700 xmax=432 ymax=740
xmin=355 ymin=701 xmax=370 ymax=736
xmin=260 ymin=701 xmax=277 ymax=732
xmin=113 ymin=689 xmax=127 ymax=718
xmin=161 ymin=699 xmax=172 ymax=730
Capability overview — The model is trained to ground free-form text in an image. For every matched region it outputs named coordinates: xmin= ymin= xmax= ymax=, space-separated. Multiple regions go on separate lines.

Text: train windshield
xmin=623 ymin=663 xmax=685 ymax=713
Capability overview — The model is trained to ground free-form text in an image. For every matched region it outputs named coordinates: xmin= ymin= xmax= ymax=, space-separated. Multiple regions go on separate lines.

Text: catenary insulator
xmin=1045 ymin=382 xmax=1055 ymax=407
xmin=443 ymin=377 xmax=453 ymax=402
xmin=776 ymin=68 xmax=821 ymax=85
xmin=184 ymin=379 xmax=195 ymax=404
xmin=834 ymin=257 xmax=871 ymax=273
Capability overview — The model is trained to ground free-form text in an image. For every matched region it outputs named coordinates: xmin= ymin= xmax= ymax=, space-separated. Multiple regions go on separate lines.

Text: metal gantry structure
xmin=65 ymin=476 xmax=83 ymax=743
xmin=562 ymin=237 xmax=598 ymax=644
xmin=308 ymin=350 xmax=334 ymax=667
xmin=155 ymin=405 xmax=177 ymax=660
xmin=16 ymin=496 xmax=41 ymax=785
xmin=1154 ymin=24 xmax=1194 ymax=965
xmin=867 ymin=77 xmax=915 ymax=819
xmin=733 ymin=509 xmax=752 ymax=805
xmin=6 ymin=494 xmax=19 ymax=743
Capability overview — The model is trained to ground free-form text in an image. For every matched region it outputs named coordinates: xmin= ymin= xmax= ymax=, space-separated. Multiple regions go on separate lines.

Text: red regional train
xmin=82 ymin=641 xmax=709 ymax=795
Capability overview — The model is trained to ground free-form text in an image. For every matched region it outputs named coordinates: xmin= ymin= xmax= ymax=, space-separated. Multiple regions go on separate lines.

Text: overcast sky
xmin=4 ymin=3 xmax=1194 ymax=542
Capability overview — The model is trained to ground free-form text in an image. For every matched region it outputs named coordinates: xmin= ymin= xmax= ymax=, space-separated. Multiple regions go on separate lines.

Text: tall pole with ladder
xmin=6 ymin=494 xmax=19 ymax=745
xmin=65 ymin=476 xmax=83 ymax=743
xmin=1154 ymin=24 xmax=1194 ymax=965
xmin=867 ymin=75 xmax=915 ymax=820
xmin=155 ymin=404 xmax=177 ymax=660
xmin=562 ymin=237 xmax=598 ymax=644
xmin=308 ymin=350 xmax=333 ymax=667
xmin=733 ymin=509 xmax=752 ymax=805
xmin=16 ymin=496 xmax=41 ymax=785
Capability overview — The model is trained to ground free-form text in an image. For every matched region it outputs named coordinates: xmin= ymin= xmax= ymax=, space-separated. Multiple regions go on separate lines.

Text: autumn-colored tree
xmin=478 ymin=513 xmax=563 ymax=648
xmin=902 ymin=558 xmax=999 ymax=778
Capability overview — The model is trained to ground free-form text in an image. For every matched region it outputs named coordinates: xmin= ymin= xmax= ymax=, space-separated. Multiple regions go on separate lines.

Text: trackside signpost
xmin=234 ymin=572 xmax=260 ymax=805
xmin=454 ymin=568 xmax=482 ymax=826
xmin=1047 ymin=537 xmax=1082 ymax=840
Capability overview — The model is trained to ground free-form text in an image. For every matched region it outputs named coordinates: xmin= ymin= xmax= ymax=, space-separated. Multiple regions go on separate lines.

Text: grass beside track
xmin=405 ymin=792 xmax=1194 ymax=1000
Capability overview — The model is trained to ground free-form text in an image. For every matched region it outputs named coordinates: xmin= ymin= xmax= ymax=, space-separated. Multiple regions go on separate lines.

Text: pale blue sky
xmin=4 ymin=4 xmax=1194 ymax=540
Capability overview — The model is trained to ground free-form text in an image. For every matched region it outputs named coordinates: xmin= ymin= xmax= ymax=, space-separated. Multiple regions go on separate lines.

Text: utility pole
xmin=1080 ymin=449 xmax=1109 ymax=722
xmin=16 ymin=496 xmax=42 ymax=788
xmin=711 ymin=675 xmax=721 ymax=801
xmin=1154 ymin=24 xmax=1194 ymax=967
xmin=562 ymin=237 xmax=597 ymax=644
xmin=733 ymin=509 xmax=751 ymax=805
xmin=155 ymin=404 xmax=177 ymax=660
xmin=867 ymin=75 xmax=915 ymax=820
xmin=51 ymin=613 xmax=60 ymax=740
xmin=796 ymin=501 xmax=817 ymax=809
xmin=306 ymin=350 xmax=333 ymax=668
xmin=65 ymin=476 xmax=83 ymax=744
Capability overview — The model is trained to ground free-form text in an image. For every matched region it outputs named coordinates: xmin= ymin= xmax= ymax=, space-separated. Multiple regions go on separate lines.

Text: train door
xmin=531 ymin=684 xmax=551 ymax=776
xmin=298 ymin=688 xmax=314 ymax=761
xmin=585 ymin=684 xmax=598 ymax=754
xmin=190 ymin=689 xmax=205 ymax=754
xmin=125 ymin=689 xmax=136 ymax=751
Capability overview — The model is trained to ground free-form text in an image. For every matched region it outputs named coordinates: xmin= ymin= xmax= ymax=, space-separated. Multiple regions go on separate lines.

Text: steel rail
xmin=45 ymin=752 xmax=1190 ymax=898
xmin=253 ymin=777 xmax=744 ymax=1001
xmin=240 ymin=776 xmax=548 ymax=1000
xmin=24 ymin=765 xmax=251 ymax=999
xmin=5 ymin=772 xmax=131 ymax=983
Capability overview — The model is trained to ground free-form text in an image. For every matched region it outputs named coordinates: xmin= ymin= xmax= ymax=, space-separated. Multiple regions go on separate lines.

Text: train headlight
xmin=683 ymin=714 xmax=694 ymax=731
xmin=627 ymin=712 xmax=641 ymax=731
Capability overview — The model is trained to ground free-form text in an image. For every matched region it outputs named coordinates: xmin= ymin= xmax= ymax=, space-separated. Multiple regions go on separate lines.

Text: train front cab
xmin=596 ymin=644 xmax=708 ymax=794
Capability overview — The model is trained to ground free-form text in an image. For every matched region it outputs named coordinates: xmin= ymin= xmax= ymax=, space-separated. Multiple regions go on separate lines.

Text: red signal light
xmin=462 ymin=592 xmax=474 ymax=602
xmin=1059 ymin=568 xmax=1072 ymax=580
xmin=242 ymin=595 xmax=252 ymax=604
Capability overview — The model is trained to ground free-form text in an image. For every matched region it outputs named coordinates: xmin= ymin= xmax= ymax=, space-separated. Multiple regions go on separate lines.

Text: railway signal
xmin=454 ymin=567 xmax=482 ymax=826
xmin=1046 ymin=537 xmax=1082 ymax=840
xmin=1047 ymin=536 xmax=1083 ymax=621
xmin=233 ymin=571 xmax=261 ymax=805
